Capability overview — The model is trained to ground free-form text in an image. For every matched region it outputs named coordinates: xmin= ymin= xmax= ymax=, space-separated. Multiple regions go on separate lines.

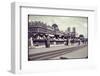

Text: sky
xmin=29 ymin=15 xmax=88 ymax=38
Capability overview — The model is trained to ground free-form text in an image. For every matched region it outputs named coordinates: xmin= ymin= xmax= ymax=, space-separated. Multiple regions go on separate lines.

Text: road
xmin=51 ymin=46 xmax=88 ymax=60
xmin=28 ymin=45 xmax=87 ymax=60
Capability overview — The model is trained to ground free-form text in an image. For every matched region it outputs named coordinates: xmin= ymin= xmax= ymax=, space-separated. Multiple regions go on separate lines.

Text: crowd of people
xmin=28 ymin=34 xmax=88 ymax=48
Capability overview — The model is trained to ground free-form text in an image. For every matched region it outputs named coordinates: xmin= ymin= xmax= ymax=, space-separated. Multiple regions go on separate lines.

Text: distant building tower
xmin=64 ymin=27 xmax=71 ymax=39
xmin=71 ymin=27 xmax=76 ymax=38
xmin=52 ymin=24 xmax=59 ymax=35
xmin=67 ymin=27 xmax=71 ymax=33
xmin=72 ymin=27 xmax=76 ymax=33
xmin=52 ymin=24 xmax=59 ymax=31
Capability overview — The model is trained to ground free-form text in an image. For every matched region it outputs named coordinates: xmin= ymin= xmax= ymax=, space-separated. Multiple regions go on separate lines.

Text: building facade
xmin=28 ymin=21 xmax=87 ymax=48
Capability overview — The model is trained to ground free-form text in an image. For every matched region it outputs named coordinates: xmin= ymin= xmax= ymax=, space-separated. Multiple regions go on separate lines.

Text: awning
xmin=48 ymin=34 xmax=54 ymax=37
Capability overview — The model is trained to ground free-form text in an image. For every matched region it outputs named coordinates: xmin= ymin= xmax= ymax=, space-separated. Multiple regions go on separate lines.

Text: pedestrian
xmin=45 ymin=36 xmax=50 ymax=48
xmin=65 ymin=38 xmax=69 ymax=46
xmin=78 ymin=39 xmax=80 ymax=45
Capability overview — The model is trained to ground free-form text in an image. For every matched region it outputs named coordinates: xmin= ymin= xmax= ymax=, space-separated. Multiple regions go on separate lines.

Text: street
xmin=28 ymin=44 xmax=88 ymax=60
xmin=51 ymin=46 xmax=88 ymax=59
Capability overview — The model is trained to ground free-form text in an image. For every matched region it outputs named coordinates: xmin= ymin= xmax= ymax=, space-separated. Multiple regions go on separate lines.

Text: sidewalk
xmin=29 ymin=43 xmax=87 ymax=55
